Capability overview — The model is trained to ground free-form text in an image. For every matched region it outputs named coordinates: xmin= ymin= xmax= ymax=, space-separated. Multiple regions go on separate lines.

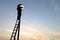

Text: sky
xmin=0 ymin=0 xmax=60 ymax=40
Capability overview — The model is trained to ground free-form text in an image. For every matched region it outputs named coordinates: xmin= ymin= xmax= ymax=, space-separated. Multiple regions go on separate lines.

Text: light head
xmin=17 ymin=4 xmax=24 ymax=10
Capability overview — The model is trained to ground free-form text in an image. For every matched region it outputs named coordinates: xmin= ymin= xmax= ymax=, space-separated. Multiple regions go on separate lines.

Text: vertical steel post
xmin=17 ymin=4 xmax=23 ymax=40
xmin=10 ymin=4 xmax=24 ymax=40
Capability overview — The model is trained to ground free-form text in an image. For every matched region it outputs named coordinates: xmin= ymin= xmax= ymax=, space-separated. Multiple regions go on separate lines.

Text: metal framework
xmin=10 ymin=4 xmax=24 ymax=40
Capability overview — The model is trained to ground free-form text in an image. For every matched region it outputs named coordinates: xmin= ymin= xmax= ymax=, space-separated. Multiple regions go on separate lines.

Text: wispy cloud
xmin=20 ymin=33 xmax=49 ymax=40
xmin=0 ymin=24 xmax=60 ymax=40
xmin=0 ymin=28 xmax=12 ymax=32
xmin=0 ymin=34 xmax=10 ymax=40
xmin=46 ymin=31 xmax=60 ymax=40
xmin=49 ymin=31 xmax=60 ymax=35
xmin=0 ymin=26 xmax=60 ymax=40
xmin=48 ymin=0 xmax=60 ymax=11
xmin=54 ymin=4 xmax=60 ymax=11
xmin=20 ymin=24 xmax=49 ymax=35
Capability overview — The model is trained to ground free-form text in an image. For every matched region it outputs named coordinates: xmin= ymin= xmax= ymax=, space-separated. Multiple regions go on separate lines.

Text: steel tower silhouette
xmin=10 ymin=4 xmax=24 ymax=40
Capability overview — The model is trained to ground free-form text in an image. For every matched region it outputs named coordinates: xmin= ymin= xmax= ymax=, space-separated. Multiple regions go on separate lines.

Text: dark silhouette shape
xmin=10 ymin=4 xmax=24 ymax=40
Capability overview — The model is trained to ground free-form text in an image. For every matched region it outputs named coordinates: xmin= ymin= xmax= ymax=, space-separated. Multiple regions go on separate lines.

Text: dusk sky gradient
xmin=0 ymin=0 xmax=60 ymax=40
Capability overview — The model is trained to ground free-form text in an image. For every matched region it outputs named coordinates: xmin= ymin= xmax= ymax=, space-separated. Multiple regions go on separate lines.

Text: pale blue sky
xmin=0 ymin=0 xmax=60 ymax=40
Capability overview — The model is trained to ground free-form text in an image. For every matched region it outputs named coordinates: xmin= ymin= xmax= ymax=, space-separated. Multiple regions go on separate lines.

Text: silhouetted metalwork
xmin=10 ymin=4 xmax=24 ymax=40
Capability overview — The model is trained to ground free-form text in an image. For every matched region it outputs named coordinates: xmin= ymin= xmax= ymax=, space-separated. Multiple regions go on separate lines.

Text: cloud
xmin=48 ymin=0 xmax=60 ymax=11
xmin=48 ymin=31 xmax=60 ymax=35
xmin=46 ymin=31 xmax=60 ymax=40
xmin=0 ymin=28 xmax=12 ymax=32
xmin=0 ymin=23 xmax=60 ymax=40
xmin=32 ymin=35 xmax=49 ymax=40
xmin=20 ymin=24 xmax=50 ymax=40
xmin=0 ymin=34 xmax=10 ymax=40
xmin=54 ymin=4 xmax=60 ymax=11
xmin=20 ymin=24 xmax=49 ymax=35
xmin=55 ymin=35 xmax=60 ymax=40
xmin=20 ymin=33 xmax=49 ymax=40
xmin=48 ymin=0 xmax=55 ymax=5
xmin=0 ymin=24 xmax=49 ymax=40
xmin=0 ymin=25 xmax=60 ymax=40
